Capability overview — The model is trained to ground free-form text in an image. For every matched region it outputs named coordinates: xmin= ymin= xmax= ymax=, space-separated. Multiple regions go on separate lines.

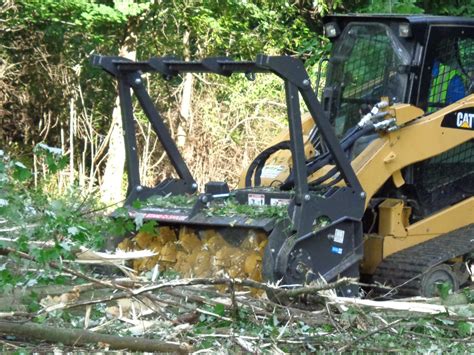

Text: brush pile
xmin=0 ymin=246 xmax=472 ymax=353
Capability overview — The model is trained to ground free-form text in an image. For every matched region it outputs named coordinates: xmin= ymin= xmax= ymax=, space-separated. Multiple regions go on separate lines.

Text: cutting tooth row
xmin=119 ymin=226 xmax=268 ymax=282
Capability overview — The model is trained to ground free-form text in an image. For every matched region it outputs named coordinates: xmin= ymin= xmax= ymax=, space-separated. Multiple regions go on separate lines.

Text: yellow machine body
xmin=236 ymin=96 xmax=474 ymax=276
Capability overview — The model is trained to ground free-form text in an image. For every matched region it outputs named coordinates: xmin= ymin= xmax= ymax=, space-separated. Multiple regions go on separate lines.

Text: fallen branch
xmin=75 ymin=247 xmax=156 ymax=264
xmin=0 ymin=312 xmax=31 ymax=319
xmin=0 ymin=321 xmax=191 ymax=353
xmin=132 ymin=276 xmax=358 ymax=298
xmin=0 ymin=247 xmax=132 ymax=292
xmin=329 ymin=297 xmax=448 ymax=314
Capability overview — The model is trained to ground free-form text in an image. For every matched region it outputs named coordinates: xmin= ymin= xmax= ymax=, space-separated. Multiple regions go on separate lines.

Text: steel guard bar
xmin=91 ymin=54 xmax=365 ymax=237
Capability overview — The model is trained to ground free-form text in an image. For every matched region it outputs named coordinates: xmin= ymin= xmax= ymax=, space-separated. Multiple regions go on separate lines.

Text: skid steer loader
xmin=92 ymin=14 xmax=474 ymax=298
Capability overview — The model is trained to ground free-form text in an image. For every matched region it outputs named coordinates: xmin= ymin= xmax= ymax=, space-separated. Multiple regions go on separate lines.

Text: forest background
xmin=2 ymin=0 xmax=474 ymax=205
xmin=1 ymin=1 xmax=474 ymax=351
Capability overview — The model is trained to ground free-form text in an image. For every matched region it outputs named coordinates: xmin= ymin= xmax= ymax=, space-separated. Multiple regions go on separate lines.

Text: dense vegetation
xmin=2 ymin=0 xmax=474 ymax=201
xmin=1 ymin=0 xmax=473 ymax=351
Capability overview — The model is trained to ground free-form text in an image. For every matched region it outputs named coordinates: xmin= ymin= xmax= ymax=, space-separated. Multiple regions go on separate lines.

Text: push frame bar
xmin=91 ymin=54 xmax=364 ymax=205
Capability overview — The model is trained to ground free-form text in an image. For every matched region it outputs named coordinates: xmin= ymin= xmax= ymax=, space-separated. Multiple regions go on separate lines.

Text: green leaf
xmin=462 ymin=288 xmax=474 ymax=303
xmin=456 ymin=321 xmax=473 ymax=337
xmin=33 ymin=314 xmax=48 ymax=324
xmin=437 ymin=282 xmax=452 ymax=300
xmin=132 ymin=199 xmax=142 ymax=209
xmin=13 ymin=163 xmax=32 ymax=182
xmin=139 ymin=220 xmax=158 ymax=234
xmin=213 ymin=303 xmax=225 ymax=316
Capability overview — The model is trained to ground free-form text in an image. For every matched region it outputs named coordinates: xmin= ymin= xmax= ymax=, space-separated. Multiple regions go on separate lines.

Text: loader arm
xmin=352 ymin=97 xmax=474 ymax=206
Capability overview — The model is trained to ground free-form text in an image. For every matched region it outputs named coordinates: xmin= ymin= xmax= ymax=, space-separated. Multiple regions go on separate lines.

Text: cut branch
xmin=0 ymin=247 xmax=132 ymax=292
xmin=0 ymin=321 xmax=191 ymax=353
xmin=132 ymin=276 xmax=359 ymax=298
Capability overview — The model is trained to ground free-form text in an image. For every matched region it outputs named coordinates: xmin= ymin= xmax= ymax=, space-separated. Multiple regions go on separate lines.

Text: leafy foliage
xmin=0 ymin=148 xmax=121 ymax=290
xmin=205 ymin=197 xmax=289 ymax=220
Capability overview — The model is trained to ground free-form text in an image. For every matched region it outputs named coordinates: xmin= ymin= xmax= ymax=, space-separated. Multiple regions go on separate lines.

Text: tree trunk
xmin=100 ymin=18 xmax=138 ymax=205
xmin=177 ymin=29 xmax=193 ymax=160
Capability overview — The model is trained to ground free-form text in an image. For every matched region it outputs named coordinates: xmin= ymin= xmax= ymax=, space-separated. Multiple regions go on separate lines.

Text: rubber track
xmin=373 ymin=224 xmax=474 ymax=296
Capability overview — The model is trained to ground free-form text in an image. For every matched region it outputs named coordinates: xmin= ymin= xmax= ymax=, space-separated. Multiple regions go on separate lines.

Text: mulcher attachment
xmin=92 ymin=54 xmax=367 ymax=297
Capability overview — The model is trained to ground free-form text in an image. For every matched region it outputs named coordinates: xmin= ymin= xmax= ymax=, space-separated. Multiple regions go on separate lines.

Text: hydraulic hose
xmin=280 ymin=124 xmax=375 ymax=190
xmin=244 ymin=140 xmax=290 ymax=187
xmin=245 ymin=120 xmax=376 ymax=189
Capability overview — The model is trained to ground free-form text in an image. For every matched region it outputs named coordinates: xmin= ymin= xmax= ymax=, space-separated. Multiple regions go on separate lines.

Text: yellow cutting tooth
xmin=221 ymin=248 xmax=246 ymax=278
xmin=119 ymin=226 xmax=269 ymax=295
xmin=194 ymin=250 xmax=212 ymax=277
xmin=244 ymin=252 xmax=261 ymax=276
xmin=143 ymin=255 xmax=161 ymax=270
xmin=117 ymin=238 xmax=134 ymax=251
xmin=134 ymin=231 xmax=156 ymax=249
xmin=202 ymin=232 xmax=227 ymax=253
xmin=159 ymin=226 xmax=177 ymax=243
xmin=241 ymin=232 xmax=258 ymax=250
xmin=258 ymin=239 xmax=268 ymax=253
xmin=214 ymin=245 xmax=234 ymax=268
xmin=177 ymin=228 xmax=201 ymax=253
xmin=159 ymin=241 xmax=177 ymax=263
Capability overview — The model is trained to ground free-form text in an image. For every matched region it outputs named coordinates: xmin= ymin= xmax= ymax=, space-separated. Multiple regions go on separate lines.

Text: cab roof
xmin=323 ymin=14 xmax=474 ymax=42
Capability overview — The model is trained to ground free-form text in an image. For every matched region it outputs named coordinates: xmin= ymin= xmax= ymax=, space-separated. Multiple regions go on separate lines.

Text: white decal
xmin=261 ymin=165 xmax=285 ymax=179
xmin=270 ymin=198 xmax=291 ymax=206
xmin=334 ymin=229 xmax=345 ymax=244
xmin=248 ymin=193 xmax=265 ymax=206
xmin=128 ymin=211 xmax=187 ymax=221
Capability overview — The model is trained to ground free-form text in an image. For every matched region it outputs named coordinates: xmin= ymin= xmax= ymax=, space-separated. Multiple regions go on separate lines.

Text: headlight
xmin=324 ymin=22 xmax=341 ymax=38
xmin=399 ymin=23 xmax=412 ymax=38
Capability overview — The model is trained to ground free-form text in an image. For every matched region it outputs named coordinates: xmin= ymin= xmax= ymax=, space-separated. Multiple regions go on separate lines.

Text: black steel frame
xmin=93 ymin=54 xmax=368 ymax=291
xmin=91 ymin=55 xmax=365 ymax=236
xmin=92 ymin=54 xmax=363 ymax=205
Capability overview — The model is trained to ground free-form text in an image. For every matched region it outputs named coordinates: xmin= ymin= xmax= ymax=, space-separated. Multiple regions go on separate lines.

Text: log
xmin=0 ymin=321 xmax=191 ymax=353
xmin=330 ymin=297 xmax=448 ymax=314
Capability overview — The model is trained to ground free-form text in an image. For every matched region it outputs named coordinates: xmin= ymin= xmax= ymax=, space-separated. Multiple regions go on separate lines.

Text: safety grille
xmin=326 ymin=23 xmax=407 ymax=137
xmin=415 ymin=140 xmax=474 ymax=191
xmin=427 ymin=38 xmax=474 ymax=113
xmin=413 ymin=139 xmax=474 ymax=217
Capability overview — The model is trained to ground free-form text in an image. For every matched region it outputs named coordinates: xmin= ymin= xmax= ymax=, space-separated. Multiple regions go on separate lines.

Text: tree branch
xmin=0 ymin=321 xmax=191 ymax=353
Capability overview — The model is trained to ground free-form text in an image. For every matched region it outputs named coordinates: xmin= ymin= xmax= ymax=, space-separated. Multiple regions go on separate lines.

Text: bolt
xmin=191 ymin=182 xmax=198 ymax=190
xmin=302 ymin=79 xmax=310 ymax=86
xmin=134 ymin=77 xmax=142 ymax=85
xmin=307 ymin=256 xmax=311 ymax=261
xmin=299 ymin=248 xmax=303 ymax=253
xmin=136 ymin=185 xmax=143 ymax=192
xmin=304 ymin=194 xmax=311 ymax=201
xmin=201 ymin=195 xmax=208 ymax=203
xmin=360 ymin=191 xmax=366 ymax=199
xmin=271 ymin=248 xmax=275 ymax=253
xmin=296 ymin=263 xmax=305 ymax=274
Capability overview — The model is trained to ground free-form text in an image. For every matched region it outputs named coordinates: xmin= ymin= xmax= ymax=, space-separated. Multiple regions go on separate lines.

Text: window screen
xmin=324 ymin=23 xmax=410 ymax=137
xmin=427 ymin=38 xmax=474 ymax=113
xmin=413 ymin=139 xmax=474 ymax=216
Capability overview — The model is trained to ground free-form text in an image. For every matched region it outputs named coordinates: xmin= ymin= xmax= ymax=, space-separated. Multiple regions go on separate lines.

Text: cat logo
xmin=456 ymin=112 xmax=474 ymax=129
xmin=441 ymin=108 xmax=474 ymax=131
